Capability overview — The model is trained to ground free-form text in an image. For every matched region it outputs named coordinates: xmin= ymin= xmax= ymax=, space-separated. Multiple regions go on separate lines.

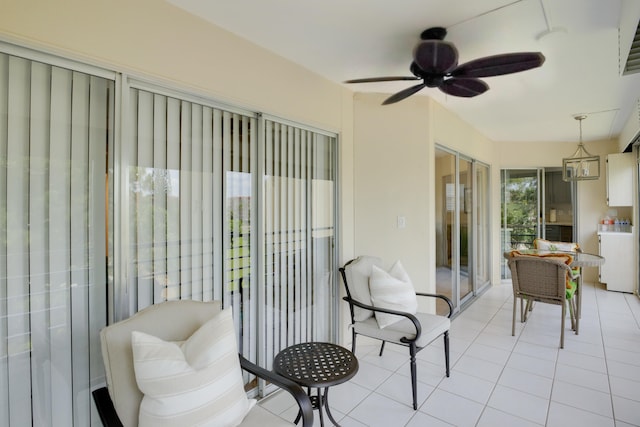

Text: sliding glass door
xmin=459 ymin=157 xmax=473 ymax=302
xmin=435 ymin=146 xmax=490 ymax=314
xmin=475 ymin=163 xmax=491 ymax=290
xmin=122 ymin=83 xmax=338 ymax=392
xmin=262 ymin=119 xmax=337 ymax=371
xmin=501 ymin=168 xmax=576 ymax=279
xmin=0 ymin=52 xmax=114 ymax=426
xmin=501 ymin=169 xmax=540 ymax=278
xmin=0 ymin=46 xmax=339 ymax=425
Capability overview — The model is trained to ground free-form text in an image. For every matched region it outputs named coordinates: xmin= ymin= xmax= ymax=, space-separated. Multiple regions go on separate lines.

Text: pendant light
xmin=562 ymin=115 xmax=600 ymax=181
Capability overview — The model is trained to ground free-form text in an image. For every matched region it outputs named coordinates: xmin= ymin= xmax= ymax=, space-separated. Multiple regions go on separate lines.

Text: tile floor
xmin=259 ymin=280 xmax=640 ymax=426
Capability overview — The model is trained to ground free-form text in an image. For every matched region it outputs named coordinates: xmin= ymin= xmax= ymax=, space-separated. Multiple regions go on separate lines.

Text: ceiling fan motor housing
xmin=420 ymin=27 xmax=447 ymax=40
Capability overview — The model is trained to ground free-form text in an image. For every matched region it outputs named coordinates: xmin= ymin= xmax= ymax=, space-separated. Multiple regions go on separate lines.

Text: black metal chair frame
xmin=339 ymin=259 xmax=453 ymax=410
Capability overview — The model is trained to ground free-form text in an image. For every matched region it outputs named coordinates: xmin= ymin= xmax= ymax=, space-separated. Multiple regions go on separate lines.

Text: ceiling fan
xmin=345 ymin=27 xmax=545 ymax=105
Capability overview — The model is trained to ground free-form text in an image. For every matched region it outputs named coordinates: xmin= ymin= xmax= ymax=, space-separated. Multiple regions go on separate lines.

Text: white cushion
xmin=132 ymin=307 xmax=255 ymax=427
xmin=534 ymin=238 xmax=579 ymax=252
xmin=353 ymin=312 xmax=450 ymax=348
xmin=369 ymin=261 xmax=418 ymax=328
xmin=344 ymin=256 xmax=383 ymax=321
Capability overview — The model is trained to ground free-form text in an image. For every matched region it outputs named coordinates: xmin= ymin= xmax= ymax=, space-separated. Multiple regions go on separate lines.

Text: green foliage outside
xmin=502 ymin=176 xmax=538 ymax=247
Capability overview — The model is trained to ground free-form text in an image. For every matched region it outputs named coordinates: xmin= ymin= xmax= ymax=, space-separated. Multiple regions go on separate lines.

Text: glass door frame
xmin=501 ymin=168 xmax=543 ymax=279
xmin=435 ymin=145 xmax=491 ymax=314
xmin=472 ymin=160 xmax=492 ymax=295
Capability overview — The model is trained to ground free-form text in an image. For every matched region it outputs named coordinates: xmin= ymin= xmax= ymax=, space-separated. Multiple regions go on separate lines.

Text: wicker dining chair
xmin=507 ymin=254 xmax=578 ymax=348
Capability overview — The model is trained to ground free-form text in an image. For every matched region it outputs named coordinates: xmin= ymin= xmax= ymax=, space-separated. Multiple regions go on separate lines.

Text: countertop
xmin=597 ymin=225 xmax=633 ymax=234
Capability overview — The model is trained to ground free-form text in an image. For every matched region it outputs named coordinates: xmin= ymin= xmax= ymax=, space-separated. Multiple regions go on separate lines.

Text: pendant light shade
xmin=562 ymin=115 xmax=600 ymax=181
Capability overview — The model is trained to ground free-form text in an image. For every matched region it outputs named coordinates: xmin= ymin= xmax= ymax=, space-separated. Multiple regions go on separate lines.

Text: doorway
xmin=501 ymin=168 xmax=576 ymax=279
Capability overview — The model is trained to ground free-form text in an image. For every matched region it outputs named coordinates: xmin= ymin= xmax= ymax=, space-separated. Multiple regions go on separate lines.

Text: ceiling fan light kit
xmin=344 ymin=27 xmax=546 ymax=105
xmin=562 ymin=115 xmax=600 ymax=181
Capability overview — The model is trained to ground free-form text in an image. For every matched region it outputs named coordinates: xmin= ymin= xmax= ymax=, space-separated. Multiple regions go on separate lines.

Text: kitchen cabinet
xmin=545 ymin=224 xmax=573 ymax=242
xmin=606 ymin=153 xmax=634 ymax=206
xmin=598 ymin=231 xmax=635 ymax=293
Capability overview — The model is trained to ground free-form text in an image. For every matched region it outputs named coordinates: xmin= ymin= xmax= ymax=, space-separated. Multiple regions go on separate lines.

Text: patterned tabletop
xmin=273 ymin=342 xmax=359 ymax=388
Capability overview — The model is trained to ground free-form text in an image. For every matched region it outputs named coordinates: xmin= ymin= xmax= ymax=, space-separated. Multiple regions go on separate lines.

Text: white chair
xmin=92 ymin=300 xmax=313 ymax=427
xmin=339 ymin=256 xmax=452 ymax=410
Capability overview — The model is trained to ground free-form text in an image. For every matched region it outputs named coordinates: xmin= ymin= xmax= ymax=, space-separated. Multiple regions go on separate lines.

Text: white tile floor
xmin=259 ymin=281 xmax=640 ymax=426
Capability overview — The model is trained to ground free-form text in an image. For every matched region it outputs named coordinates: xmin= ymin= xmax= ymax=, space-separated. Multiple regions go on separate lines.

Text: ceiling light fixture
xmin=562 ymin=115 xmax=600 ymax=181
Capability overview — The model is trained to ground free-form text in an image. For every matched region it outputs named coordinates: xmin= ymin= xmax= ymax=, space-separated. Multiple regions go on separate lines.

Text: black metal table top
xmin=273 ymin=342 xmax=359 ymax=388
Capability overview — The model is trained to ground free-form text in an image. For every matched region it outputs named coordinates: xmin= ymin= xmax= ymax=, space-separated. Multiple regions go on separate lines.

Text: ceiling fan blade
xmin=439 ymin=78 xmax=489 ymax=97
xmin=382 ymin=83 xmax=427 ymax=105
xmin=451 ymin=52 xmax=545 ymax=78
xmin=413 ymin=40 xmax=459 ymax=75
xmin=344 ymin=76 xmax=420 ymax=83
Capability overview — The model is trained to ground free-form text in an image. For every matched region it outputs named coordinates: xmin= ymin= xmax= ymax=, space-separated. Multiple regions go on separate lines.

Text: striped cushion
xmin=369 ymin=261 xmax=418 ymax=328
xmin=132 ymin=307 xmax=255 ymax=427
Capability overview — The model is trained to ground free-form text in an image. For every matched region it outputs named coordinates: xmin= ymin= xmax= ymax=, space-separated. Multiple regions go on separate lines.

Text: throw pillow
xmin=369 ymin=261 xmax=418 ymax=328
xmin=132 ymin=307 xmax=255 ymax=427
xmin=510 ymin=250 xmax=574 ymax=289
xmin=533 ymin=238 xmax=580 ymax=252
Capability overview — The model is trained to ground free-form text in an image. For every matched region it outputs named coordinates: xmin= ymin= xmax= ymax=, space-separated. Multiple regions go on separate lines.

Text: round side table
xmin=273 ymin=342 xmax=359 ymax=426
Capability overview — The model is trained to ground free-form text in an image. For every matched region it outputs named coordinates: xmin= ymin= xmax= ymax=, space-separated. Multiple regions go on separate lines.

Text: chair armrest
xmin=342 ymin=296 xmax=422 ymax=344
xmin=416 ymin=293 xmax=454 ymax=318
xmin=92 ymin=387 xmax=124 ymax=427
xmin=239 ymin=354 xmax=314 ymax=427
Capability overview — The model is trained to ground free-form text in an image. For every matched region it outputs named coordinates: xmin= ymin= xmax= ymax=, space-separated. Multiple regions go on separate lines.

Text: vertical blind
xmin=263 ymin=119 xmax=336 ymax=368
xmin=126 ymin=90 xmax=338 ymax=373
xmin=126 ymin=88 xmax=259 ymax=363
xmin=0 ymin=50 xmax=338 ymax=424
xmin=0 ymin=53 xmax=113 ymax=426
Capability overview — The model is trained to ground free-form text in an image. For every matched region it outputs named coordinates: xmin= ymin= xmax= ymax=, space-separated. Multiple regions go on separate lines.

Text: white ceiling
xmin=167 ymin=0 xmax=640 ymax=144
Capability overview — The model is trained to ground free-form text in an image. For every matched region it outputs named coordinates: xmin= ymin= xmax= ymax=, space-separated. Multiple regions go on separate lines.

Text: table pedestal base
xmin=294 ymin=387 xmax=340 ymax=427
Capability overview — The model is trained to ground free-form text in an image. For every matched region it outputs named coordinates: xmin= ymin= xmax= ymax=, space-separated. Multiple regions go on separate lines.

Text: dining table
xmin=504 ymin=249 xmax=605 ymax=332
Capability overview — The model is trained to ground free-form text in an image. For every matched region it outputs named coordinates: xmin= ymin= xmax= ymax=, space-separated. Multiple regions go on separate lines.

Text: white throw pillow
xmin=369 ymin=261 xmax=418 ymax=328
xmin=132 ymin=307 xmax=255 ymax=427
xmin=534 ymin=238 xmax=579 ymax=252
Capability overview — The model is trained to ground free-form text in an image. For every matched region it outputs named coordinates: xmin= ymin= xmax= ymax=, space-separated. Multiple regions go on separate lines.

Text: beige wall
xmin=352 ymin=93 xmax=432 ymax=298
xmin=352 ymin=93 xmax=495 ymax=315
xmin=353 ymin=89 xmax=626 ymax=292
xmin=0 ymin=0 xmax=348 ymax=132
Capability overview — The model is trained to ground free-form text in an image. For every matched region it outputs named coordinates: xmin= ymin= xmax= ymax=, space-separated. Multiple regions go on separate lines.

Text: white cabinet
xmin=606 ymin=153 xmax=634 ymax=206
xmin=598 ymin=231 xmax=635 ymax=292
